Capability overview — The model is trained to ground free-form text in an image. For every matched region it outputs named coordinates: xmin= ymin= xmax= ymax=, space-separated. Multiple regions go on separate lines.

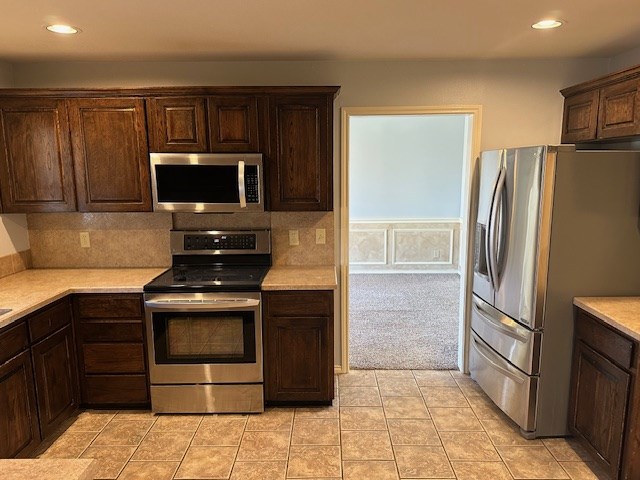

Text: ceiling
xmin=1 ymin=0 xmax=640 ymax=62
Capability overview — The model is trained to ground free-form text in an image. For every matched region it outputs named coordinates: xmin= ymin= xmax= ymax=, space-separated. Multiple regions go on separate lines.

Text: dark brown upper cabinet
xmin=269 ymin=95 xmax=333 ymax=211
xmin=147 ymin=95 xmax=260 ymax=153
xmin=146 ymin=97 xmax=208 ymax=152
xmin=0 ymin=98 xmax=76 ymax=212
xmin=561 ymin=90 xmax=599 ymax=143
xmin=68 ymin=97 xmax=152 ymax=212
xmin=208 ymin=96 xmax=260 ymax=152
xmin=597 ymin=78 xmax=640 ymax=140
xmin=561 ymin=65 xmax=640 ymax=143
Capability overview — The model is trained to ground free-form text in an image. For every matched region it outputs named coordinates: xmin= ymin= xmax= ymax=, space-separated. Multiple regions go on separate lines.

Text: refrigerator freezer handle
xmin=487 ymin=168 xmax=506 ymax=290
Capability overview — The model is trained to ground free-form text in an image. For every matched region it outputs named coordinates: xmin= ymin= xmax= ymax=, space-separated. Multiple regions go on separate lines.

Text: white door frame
xmin=339 ymin=105 xmax=482 ymax=373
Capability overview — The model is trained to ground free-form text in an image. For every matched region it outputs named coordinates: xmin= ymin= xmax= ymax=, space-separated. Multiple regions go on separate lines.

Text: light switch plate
xmin=289 ymin=229 xmax=299 ymax=246
xmin=315 ymin=228 xmax=326 ymax=244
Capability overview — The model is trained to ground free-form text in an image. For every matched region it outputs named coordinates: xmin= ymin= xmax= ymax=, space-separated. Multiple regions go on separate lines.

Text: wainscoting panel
xmin=349 ymin=229 xmax=387 ymax=265
xmin=350 ymin=220 xmax=460 ymax=273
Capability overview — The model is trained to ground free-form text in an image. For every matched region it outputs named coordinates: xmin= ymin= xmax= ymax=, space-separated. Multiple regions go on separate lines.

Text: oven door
xmin=144 ymin=292 xmax=262 ymax=384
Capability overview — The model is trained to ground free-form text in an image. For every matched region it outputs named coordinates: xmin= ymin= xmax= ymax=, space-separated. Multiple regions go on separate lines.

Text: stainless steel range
xmin=143 ymin=229 xmax=271 ymax=414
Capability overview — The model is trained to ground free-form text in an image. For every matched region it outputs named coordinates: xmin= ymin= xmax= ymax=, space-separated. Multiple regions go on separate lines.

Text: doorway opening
xmin=340 ymin=106 xmax=481 ymax=372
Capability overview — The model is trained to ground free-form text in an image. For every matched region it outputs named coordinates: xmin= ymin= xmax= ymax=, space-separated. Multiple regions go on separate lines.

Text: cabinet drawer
xmin=575 ymin=310 xmax=634 ymax=370
xmin=83 ymin=375 xmax=148 ymax=405
xmin=265 ymin=291 xmax=333 ymax=316
xmin=75 ymin=294 xmax=143 ymax=318
xmin=78 ymin=321 xmax=144 ymax=343
xmin=0 ymin=321 xmax=29 ymax=364
xmin=82 ymin=343 xmax=146 ymax=374
xmin=27 ymin=299 xmax=72 ymax=343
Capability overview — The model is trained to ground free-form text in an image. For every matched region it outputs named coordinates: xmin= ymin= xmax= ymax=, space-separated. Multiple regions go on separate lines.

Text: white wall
xmin=350 ymin=115 xmax=465 ymax=220
xmin=609 ymin=45 xmax=640 ymax=72
xmin=0 ymin=215 xmax=29 ymax=256
xmin=0 ymin=62 xmax=12 ymax=86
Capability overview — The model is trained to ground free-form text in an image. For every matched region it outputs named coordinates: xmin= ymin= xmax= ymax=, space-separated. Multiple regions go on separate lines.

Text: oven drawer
xmin=471 ymin=295 xmax=541 ymax=375
xmin=82 ymin=343 xmax=146 ymax=374
xmin=469 ymin=331 xmax=538 ymax=433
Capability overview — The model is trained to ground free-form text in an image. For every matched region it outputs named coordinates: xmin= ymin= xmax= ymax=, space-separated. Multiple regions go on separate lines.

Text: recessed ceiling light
xmin=45 ymin=24 xmax=81 ymax=34
xmin=532 ymin=19 xmax=563 ymax=30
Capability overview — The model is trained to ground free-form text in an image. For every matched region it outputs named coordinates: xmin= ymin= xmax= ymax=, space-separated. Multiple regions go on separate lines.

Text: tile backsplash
xmin=27 ymin=213 xmax=173 ymax=268
xmin=0 ymin=249 xmax=32 ymax=279
xmin=27 ymin=211 xmax=335 ymax=268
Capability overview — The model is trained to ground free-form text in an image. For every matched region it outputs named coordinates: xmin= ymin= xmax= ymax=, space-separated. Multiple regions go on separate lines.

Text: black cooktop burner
xmin=144 ymin=265 xmax=269 ymax=293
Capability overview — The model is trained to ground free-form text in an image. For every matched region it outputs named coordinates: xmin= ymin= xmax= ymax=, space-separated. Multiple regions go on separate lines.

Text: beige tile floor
xmin=36 ymin=370 xmax=610 ymax=479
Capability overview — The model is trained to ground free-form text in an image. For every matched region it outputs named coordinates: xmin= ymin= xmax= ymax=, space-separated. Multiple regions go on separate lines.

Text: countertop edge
xmin=0 ymin=285 xmax=146 ymax=331
xmin=574 ymin=297 xmax=640 ymax=342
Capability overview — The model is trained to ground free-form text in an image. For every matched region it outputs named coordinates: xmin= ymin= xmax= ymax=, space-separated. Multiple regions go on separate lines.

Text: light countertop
xmin=574 ymin=296 xmax=640 ymax=342
xmin=0 ymin=268 xmax=166 ymax=330
xmin=0 ymin=265 xmax=337 ymax=331
xmin=262 ymin=265 xmax=337 ymax=291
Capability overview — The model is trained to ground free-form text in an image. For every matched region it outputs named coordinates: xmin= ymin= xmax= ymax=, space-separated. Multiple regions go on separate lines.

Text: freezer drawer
xmin=470 ymin=294 xmax=542 ymax=375
xmin=469 ymin=331 xmax=538 ymax=433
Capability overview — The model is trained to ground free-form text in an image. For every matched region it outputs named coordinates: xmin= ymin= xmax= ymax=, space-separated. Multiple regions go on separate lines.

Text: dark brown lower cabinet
xmin=73 ymin=294 xmax=149 ymax=407
xmin=569 ymin=307 xmax=640 ymax=479
xmin=31 ymin=325 xmax=79 ymax=438
xmin=264 ymin=290 xmax=334 ymax=404
xmin=0 ymin=350 xmax=41 ymax=458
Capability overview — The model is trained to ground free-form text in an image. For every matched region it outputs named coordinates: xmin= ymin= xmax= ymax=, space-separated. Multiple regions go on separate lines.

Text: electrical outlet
xmin=433 ymin=248 xmax=441 ymax=260
xmin=315 ymin=228 xmax=326 ymax=244
xmin=289 ymin=229 xmax=299 ymax=246
xmin=80 ymin=231 xmax=91 ymax=248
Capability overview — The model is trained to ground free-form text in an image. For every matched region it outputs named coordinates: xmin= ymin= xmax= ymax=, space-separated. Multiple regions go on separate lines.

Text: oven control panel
xmin=184 ymin=233 xmax=256 ymax=251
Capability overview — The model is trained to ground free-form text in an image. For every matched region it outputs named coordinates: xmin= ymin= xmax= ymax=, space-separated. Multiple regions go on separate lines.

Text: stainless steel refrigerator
xmin=470 ymin=145 xmax=640 ymax=438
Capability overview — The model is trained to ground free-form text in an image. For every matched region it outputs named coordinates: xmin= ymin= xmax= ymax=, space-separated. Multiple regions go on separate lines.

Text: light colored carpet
xmin=348 ymin=273 xmax=460 ymax=370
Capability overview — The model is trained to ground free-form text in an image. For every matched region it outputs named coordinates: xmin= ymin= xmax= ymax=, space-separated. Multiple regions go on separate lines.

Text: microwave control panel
xmin=245 ymin=167 xmax=260 ymax=203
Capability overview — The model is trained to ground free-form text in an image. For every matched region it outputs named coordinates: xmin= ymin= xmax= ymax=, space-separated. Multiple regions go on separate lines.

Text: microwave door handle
xmin=238 ymin=160 xmax=247 ymax=208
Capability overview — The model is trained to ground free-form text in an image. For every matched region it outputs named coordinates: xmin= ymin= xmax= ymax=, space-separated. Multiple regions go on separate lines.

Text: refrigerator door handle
xmin=472 ymin=296 xmax=529 ymax=343
xmin=487 ymin=168 xmax=506 ymax=290
xmin=471 ymin=334 xmax=526 ymax=384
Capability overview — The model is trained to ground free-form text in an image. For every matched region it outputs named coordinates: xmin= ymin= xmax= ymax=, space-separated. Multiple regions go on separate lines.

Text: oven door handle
xmin=144 ymin=299 xmax=260 ymax=310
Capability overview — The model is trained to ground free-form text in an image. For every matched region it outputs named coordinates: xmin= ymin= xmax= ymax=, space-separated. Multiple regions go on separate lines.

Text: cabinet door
xmin=0 ymin=98 xmax=76 ymax=212
xmin=68 ymin=98 xmax=152 ymax=211
xmin=597 ymin=78 xmax=640 ymax=139
xmin=0 ymin=350 xmax=41 ymax=458
xmin=269 ymin=95 xmax=332 ymax=211
xmin=208 ymin=96 xmax=260 ymax=152
xmin=147 ymin=97 xmax=208 ymax=152
xmin=31 ymin=325 xmax=79 ymax=439
xmin=264 ymin=290 xmax=334 ymax=404
xmin=569 ymin=341 xmax=630 ymax=478
xmin=561 ymin=90 xmax=599 ymax=143
xmin=264 ymin=316 xmax=333 ymax=403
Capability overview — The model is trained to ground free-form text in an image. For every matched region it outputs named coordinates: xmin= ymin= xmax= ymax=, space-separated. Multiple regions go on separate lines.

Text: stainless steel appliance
xmin=470 ymin=145 xmax=640 ymax=438
xmin=143 ymin=229 xmax=271 ymax=413
xmin=149 ymin=153 xmax=264 ymax=213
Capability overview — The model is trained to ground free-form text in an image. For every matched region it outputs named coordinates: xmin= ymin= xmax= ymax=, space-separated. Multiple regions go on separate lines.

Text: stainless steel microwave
xmin=150 ymin=153 xmax=264 ymax=213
